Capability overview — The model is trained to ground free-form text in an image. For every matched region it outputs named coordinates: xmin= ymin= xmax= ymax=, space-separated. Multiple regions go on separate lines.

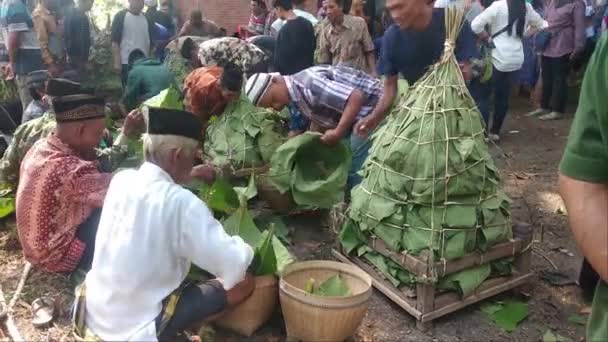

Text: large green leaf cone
xmin=342 ymin=8 xmax=512 ymax=290
xmin=268 ymin=132 xmax=351 ymax=208
xmin=205 ymin=95 xmax=287 ymax=170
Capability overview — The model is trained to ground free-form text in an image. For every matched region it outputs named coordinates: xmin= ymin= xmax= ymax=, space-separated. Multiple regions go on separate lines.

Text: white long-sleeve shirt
xmin=471 ymin=0 xmax=547 ymax=72
xmin=84 ymin=162 xmax=254 ymax=341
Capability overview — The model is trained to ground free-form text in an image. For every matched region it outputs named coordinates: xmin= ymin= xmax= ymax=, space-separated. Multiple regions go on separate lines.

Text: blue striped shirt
xmin=284 ymin=65 xmax=383 ymax=129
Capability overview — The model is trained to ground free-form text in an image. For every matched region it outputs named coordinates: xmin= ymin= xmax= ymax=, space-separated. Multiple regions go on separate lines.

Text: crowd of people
xmin=0 ymin=0 xmax=607 ymax=340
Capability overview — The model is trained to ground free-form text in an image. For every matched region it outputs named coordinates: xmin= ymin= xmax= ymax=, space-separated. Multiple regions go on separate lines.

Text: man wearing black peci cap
xmin=74 ymin=107 xmax=255 ymax=341
xmin=0 ymin=78 xmax=88 ymax=187
xmin=15 ymin=87 xmax=144 ymax=274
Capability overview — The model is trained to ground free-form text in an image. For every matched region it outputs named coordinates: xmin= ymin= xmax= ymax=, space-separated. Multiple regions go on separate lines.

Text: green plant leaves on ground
xmin=255 ymin=215 xmax=291 ymax=244
xmin=198 ymin=178 xmax=240 ymax=214
xmin=480 ymin=300 xmax=529 ymax=332
xmin=543 ymin=330 xmax=571 ymax=342
xmin=220 ymin=192 xmax=293 ymax=275
xmin=0 ymin=197 xmax=15 ymax=218
xmin=234 ymin=174 xmax=258 ymax=202
xmin=567 ymin=313 xmax=588 ymax=326
xmin=306 ymin=274 xmax=352 ymax=297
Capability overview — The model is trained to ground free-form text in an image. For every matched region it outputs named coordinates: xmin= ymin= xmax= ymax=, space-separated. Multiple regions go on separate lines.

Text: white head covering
xmin=245 ymin=73 xmax=273 ymax=106
xmin=144 ymin=0 xmax=157 ymax=8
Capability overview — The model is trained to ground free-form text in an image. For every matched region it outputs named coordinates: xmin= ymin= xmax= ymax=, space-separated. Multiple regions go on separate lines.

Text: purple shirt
xmin=543 ymin=0 xmax=586 ymax=58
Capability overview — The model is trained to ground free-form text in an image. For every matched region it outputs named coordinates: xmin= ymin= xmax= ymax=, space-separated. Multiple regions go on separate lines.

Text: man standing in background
xmin=317 ymin=0 xmax=376 ymax=76
xmin=270 ymin=0 xmax=318 ymax=35
xmin=111 ymin=0 xmax=154 ymax=87
xmin=558 ymin=33 xmax=607 ymax=342
xmin=145 ymin=0 xmax=175 ymax=60
xmin=178 ymin=10 xmax=222 ymax=38
xmin=273 ymin=0 xmax=316 ymax=75
xmin=1 ymin=0 xmax=43 ymax=110
xmin=64 ymin=0 xmax=94 ymax=75
xmin=32 ymin=0 xmax=64 ymax=77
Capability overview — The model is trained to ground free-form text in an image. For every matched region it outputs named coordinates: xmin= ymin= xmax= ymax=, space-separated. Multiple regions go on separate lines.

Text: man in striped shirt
xmin=245 ymin=64 xmax=383 ymax=189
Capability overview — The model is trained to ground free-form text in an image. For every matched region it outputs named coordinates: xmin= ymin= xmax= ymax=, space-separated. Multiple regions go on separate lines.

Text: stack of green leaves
xmin=267 ymin=132 xmax=352 ymax=209
xmin=204 ymin=95 xmax=287 ymax=171
xmin=340 ymin=8 xmax=512 ymax=294
xmin=197 ymin=177 xmax=294 ymax=275
xmin=88 ymin=29 xmax=122 ymax=99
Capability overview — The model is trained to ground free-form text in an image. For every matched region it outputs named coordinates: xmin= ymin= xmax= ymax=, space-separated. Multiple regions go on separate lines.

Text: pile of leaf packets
xmin=205 ymin=95 xmax=287 ymax=172
xmin=340 ymin=8 xmax=513 ymax=296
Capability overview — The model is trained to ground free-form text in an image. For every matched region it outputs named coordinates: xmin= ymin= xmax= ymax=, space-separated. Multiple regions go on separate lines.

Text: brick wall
xmin=173 ymin=0 xmax=319 ymax=35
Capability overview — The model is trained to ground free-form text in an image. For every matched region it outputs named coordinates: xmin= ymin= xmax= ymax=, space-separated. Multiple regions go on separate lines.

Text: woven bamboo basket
xmin=279 ymin=261 xmax=372 ymax=342
xmin=214 ymin=275 xmax=278 ymax=336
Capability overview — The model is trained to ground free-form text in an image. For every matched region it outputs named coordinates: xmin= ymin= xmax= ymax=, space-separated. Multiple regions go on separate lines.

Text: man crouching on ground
xmin=73 ymin=107 xmax=255 ymax=341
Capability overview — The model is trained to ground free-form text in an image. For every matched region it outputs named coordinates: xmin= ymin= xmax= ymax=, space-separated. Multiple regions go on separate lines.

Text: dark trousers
xmin=469 ymin=78 xmax=491 ymax=128
xmin=541 ymin=55 xmax=571 ymax=113
xmin=74 ymin=208 xmax=102 ymax=272
xmin=490 ymin=68 xmax=515 ymax=135
xmin=156 ymin=280 xmax=227 ymax=341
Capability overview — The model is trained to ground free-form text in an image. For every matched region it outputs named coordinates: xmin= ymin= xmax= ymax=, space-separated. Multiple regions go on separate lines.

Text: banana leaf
xmin=0 ymin=198 xmax=15 ymax=218
xmin=143 ymin=85 xmax=184 ymax=110
xmin=313 ymin=274 xmax=352 ymax=297
xmin=267 ymin=132 xmax=351 ymax=208
xmin=222 ymin=198 xmax=294 ymax=274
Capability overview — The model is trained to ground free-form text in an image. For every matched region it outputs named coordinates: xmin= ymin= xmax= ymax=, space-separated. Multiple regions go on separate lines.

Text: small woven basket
xmin=279 ymin=261 xmax=372 ymax=342
xmin=214 ymin=275 xmax=279 ymax=336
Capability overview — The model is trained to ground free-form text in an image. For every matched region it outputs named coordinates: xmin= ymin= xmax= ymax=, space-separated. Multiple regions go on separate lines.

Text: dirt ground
xmin=0 ymin=92 xmax=591 ymax=341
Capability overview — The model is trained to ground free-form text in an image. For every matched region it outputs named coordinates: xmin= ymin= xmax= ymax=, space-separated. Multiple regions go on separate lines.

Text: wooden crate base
xmin=332 ymin=249 xmax=533 ymax=331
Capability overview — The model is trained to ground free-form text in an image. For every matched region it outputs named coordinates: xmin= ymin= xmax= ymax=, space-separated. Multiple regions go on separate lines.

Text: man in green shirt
xmin=559 ymin=33 xmax=608 ymax=342
xmin=123 ymin=49 xmax=174 ymax=111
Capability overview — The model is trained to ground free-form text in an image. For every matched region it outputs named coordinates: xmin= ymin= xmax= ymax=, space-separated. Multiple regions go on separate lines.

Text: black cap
xmin=53 ymin=94 xmax=105 ymax=123
xmin=26 ymin=70 xmax=50 ymax=87
xmin=46 ymin=78 xmax=94 ymax=97
xmin=146 ymin=107 xmax=202 ymax=141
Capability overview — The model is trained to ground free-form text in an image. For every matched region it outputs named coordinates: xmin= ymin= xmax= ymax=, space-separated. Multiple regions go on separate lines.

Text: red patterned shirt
xmin=16 ymin=135 xmax=112 ymax=273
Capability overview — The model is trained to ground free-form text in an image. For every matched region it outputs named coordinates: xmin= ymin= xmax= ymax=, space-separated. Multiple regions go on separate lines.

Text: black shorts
xmin=156 ymin=280 xmax=227 ymax=341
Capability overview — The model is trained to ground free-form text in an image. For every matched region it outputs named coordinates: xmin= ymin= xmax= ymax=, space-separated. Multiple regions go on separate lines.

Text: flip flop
xmin=31 ymin=297 xmax=55 ymax=328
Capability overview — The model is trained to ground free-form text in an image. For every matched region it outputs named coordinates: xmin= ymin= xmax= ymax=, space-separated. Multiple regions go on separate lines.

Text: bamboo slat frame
xmin=332 ymin=229 xmax=533 ymax=331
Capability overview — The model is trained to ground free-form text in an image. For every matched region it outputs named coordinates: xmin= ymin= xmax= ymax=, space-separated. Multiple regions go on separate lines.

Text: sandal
xmin=31 ymin=296 xmax=56 ymax=328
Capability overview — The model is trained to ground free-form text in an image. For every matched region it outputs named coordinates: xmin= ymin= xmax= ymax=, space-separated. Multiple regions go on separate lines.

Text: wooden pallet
xmin=332 ymin=226 xmax=533 ymax=331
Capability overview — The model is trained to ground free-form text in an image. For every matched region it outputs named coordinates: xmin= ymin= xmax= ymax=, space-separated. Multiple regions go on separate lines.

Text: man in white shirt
xmin=73 ymin=107 xmax=255 ymax=341
xmin=110 ymin=0 xmax=155 ymax=87
xmin=270 ymin=0 xmax=318 ymax=35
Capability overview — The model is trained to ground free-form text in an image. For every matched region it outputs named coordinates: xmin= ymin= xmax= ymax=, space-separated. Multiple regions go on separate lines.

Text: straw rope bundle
xmin=341 ymin=8 xmax=512 ymax=293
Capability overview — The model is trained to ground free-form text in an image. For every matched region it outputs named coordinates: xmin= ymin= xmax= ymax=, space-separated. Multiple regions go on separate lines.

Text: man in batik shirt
xmin=16 ymin=91 xmax=143 ymax=273
xmin=317 ymin=0 xmax=376 ymax=75
xmin=0 ymin=78 xmax=83 ymax=187
xmin=198 ymin=37 xmax=269 ymax=77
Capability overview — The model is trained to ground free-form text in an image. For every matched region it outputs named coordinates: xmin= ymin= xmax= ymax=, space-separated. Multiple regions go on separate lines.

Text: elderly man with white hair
xmin=73 ymin=107 xmax=255 ymax=341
